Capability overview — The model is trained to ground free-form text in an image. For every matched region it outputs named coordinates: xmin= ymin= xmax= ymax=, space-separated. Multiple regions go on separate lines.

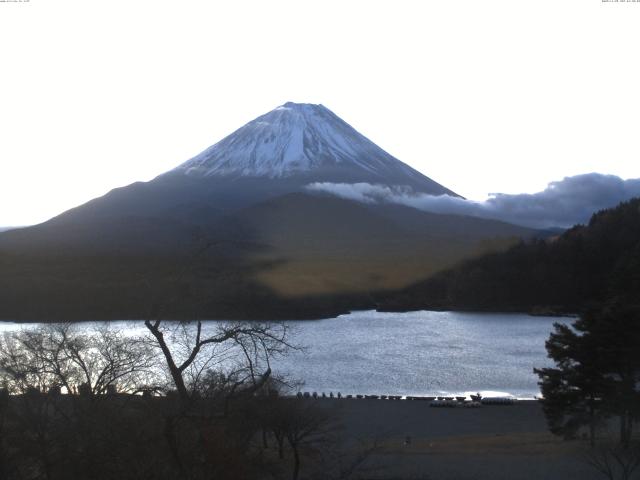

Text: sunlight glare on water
xmin=0 ymin=310 xmax=572 ymax=398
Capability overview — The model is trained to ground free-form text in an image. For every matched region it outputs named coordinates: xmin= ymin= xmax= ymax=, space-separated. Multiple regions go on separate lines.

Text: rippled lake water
xmin=274 ymin=310 xmax=573 ymax=398
xmin=0 ymin=310 xmax=572 ymax=398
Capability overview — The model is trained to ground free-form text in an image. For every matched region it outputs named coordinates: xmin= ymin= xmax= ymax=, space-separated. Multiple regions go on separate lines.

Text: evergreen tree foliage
xmin=535 ymin=303 xmax=640 ymax=446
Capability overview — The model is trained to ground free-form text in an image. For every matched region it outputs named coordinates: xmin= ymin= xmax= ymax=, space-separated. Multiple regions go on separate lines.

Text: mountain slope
xmin=0 ymin=102 xmax=538 ymax=320
xmin=0 ymin=191 xmax=535 ymax=321
xmin=221 ymin=193 xmax=534 ymax=297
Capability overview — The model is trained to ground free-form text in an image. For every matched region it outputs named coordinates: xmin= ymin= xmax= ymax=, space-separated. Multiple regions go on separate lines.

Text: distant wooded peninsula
xmin=379 ymin=197 xmax=640 ymax=315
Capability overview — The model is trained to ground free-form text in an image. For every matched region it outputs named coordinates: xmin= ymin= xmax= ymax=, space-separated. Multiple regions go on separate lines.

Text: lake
xmin=0 ymin=310 xmax=572 ymax=399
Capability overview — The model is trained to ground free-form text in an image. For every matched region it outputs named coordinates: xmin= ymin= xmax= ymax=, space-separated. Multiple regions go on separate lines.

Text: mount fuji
xmin=172 ymin=102 xmax=457 ymax=196
xmin=0 ymin=103 xmax=536 ymax=321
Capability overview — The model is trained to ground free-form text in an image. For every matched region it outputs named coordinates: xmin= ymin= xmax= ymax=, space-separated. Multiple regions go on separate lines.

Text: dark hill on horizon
xmin=378 ymin=197 xmax=640 ymax=314
xmin=0 ymin=102 xmax=539 ymax=321
xmin=0 ymin=191 xmax=535 ymax=321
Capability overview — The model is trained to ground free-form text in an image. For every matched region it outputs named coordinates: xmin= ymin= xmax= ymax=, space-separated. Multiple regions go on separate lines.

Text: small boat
xmin=481 ymin=396 xmax=516 ymax=405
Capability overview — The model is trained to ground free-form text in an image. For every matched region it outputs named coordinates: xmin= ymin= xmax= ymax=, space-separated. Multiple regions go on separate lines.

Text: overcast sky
xmin=1 ymin=0 xmax=639 ymax=226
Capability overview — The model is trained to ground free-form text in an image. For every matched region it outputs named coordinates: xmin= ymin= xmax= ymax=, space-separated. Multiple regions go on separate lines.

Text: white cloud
xmin=307 ymin=174 xmax=640 ymax=229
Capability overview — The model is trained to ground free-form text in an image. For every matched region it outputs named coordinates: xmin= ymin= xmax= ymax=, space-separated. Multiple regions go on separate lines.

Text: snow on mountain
xmin=174 ymin=102 xmax=456 ymax=196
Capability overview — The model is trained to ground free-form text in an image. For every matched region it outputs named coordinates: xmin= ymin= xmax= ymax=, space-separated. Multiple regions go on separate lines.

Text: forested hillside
xmin=380 ymin=198 xmax=640 ymax=314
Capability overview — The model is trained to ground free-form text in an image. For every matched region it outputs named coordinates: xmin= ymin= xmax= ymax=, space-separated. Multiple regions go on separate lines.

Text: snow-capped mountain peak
xmin=174 ymin=102 xmax=456 ymax=196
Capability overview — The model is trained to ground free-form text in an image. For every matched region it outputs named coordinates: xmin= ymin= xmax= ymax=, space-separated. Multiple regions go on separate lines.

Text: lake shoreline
xmin=377 ymin=305 xmax=579 ymax=318
xmin=0 ymin=311 xmax=570 ymax=401
xmin=0 ymin=307 xmax=579 ymax=324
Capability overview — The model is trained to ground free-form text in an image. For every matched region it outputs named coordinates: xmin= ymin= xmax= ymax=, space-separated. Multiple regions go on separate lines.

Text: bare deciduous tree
xmin=0 ymin=324 xmax=162 ymax=480
xmin=583 ymin=441 xmax=640 ymax=480
xmin=143 ymin=318 xmax=295 ymax=404
xmin=0 ymin=324 xmax=156 ymax=396
xmin=279 ymin=398 xmax=337 ymax=480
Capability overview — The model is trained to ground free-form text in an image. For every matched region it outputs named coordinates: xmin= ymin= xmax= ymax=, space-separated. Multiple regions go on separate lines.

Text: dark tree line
xmin=381 ymin=197 xmax=640 ymax=314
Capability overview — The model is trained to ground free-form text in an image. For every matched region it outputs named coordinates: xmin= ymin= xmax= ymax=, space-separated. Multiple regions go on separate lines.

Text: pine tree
xmin=535 ymin=303 xmax=640 ymax=447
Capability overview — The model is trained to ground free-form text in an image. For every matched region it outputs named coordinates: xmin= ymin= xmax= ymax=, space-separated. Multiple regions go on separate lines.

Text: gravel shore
xmin=322 ymin=398 xmax=601 ymax=480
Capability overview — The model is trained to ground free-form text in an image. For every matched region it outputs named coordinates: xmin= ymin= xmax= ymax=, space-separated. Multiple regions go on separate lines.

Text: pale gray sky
xmin=1 ymin=0 xmax=639 ymax=226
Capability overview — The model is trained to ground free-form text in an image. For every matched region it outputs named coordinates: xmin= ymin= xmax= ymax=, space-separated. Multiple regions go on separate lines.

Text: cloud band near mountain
xmin=307 ymin=173 xmax=640 ymax=229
